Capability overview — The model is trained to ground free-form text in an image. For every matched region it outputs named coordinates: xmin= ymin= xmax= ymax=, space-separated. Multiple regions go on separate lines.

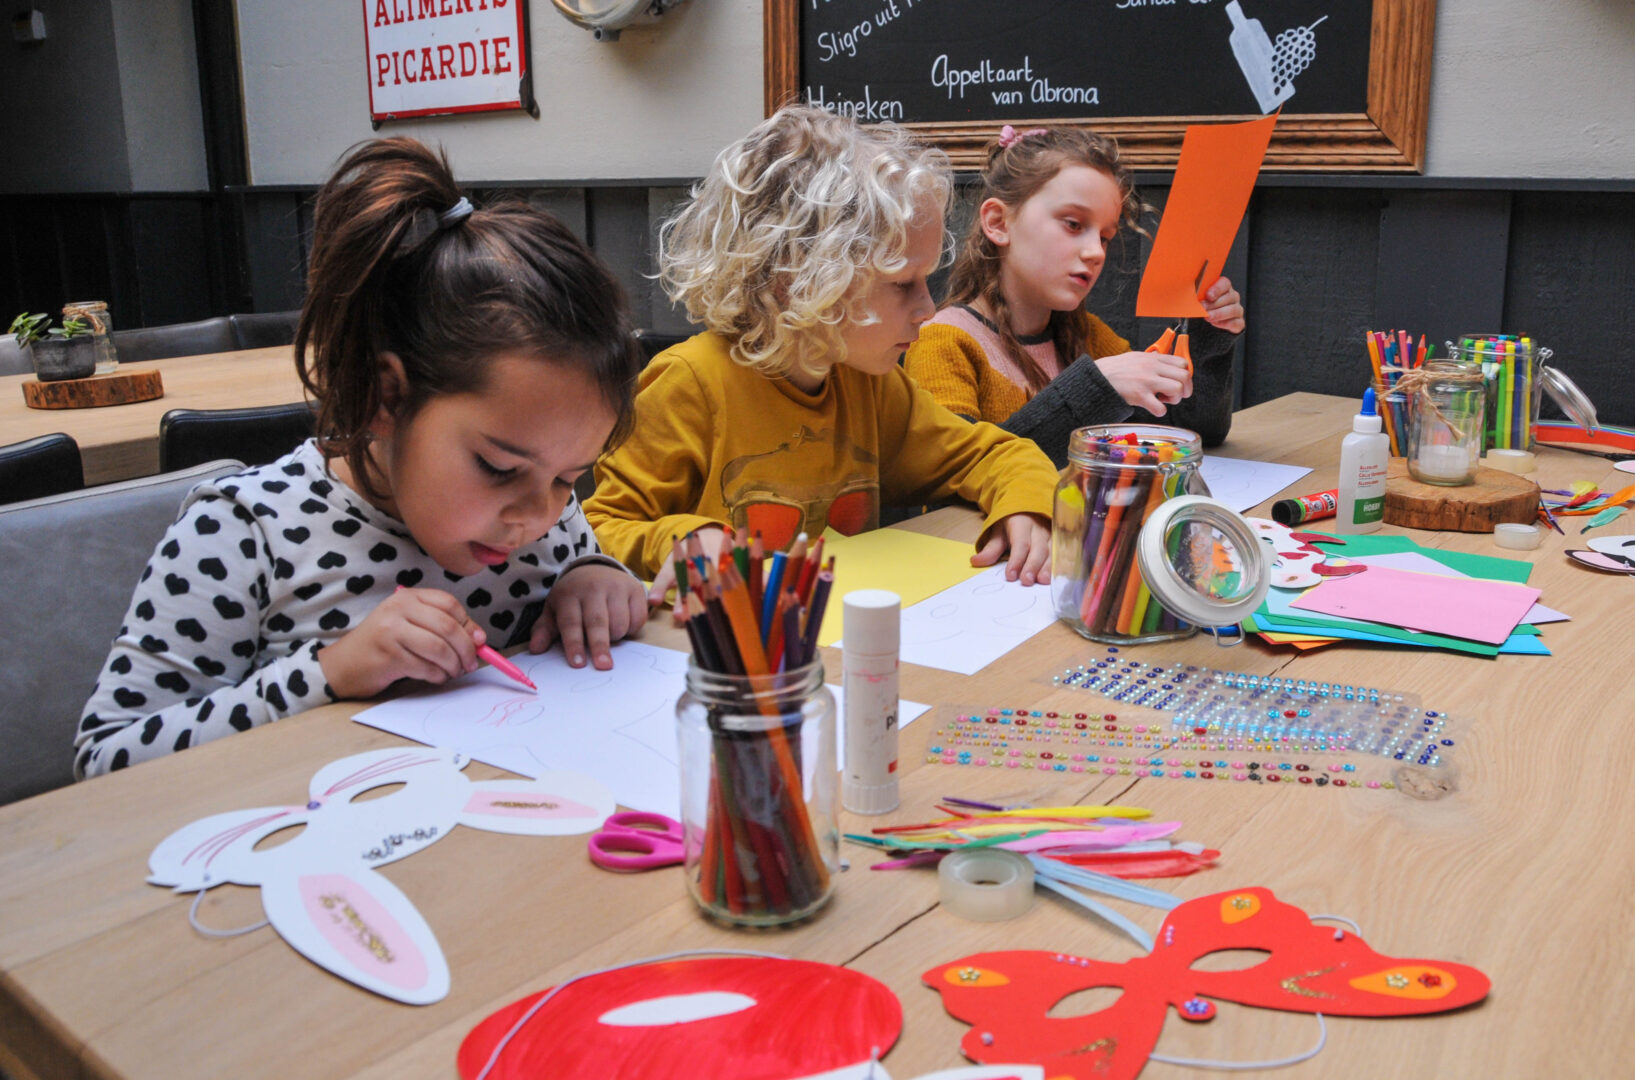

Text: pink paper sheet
xmin=1289 ymin=565 xmax=1541 ymax=645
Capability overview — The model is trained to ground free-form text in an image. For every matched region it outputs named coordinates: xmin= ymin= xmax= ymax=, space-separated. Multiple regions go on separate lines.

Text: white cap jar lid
xmin=1134 ymin=495 xmax=1271 ymax=628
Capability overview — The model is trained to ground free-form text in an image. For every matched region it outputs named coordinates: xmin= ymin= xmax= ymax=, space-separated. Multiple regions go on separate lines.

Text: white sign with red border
xmin=363 ymin=0 xmax=533 ymax=122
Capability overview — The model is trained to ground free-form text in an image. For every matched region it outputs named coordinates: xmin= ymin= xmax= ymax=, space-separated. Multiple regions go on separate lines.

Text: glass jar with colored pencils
xmin=1051 ymin=425 xmax=1210 ymax=645
xmin=676 ymin=660 xmax=837 ymax=926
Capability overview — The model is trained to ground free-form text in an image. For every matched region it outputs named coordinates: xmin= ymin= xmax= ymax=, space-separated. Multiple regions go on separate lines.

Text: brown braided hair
xmin=944 ymin=128 xmax=1144 ymax=393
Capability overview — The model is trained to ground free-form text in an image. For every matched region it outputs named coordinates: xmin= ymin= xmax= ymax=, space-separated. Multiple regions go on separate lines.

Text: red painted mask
xmin=923 ymin=887 xmax=1489 ymax=1080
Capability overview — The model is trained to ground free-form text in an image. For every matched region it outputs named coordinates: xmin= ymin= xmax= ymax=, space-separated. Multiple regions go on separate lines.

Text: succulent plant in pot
xmin=10 ymin=312 xmax=97 ymax=381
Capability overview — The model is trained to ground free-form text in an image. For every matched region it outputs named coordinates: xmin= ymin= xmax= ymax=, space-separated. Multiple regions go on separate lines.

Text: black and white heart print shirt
xmin=75 ymin=439 xmax=626 ymax=779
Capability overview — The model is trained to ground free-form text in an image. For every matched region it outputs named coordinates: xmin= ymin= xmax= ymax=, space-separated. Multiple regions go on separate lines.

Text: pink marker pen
xmin=395 ymin=585 xmax=535 ymax=691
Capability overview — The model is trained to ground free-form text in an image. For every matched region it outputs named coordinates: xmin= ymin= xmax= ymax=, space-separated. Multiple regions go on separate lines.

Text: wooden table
xmin=2 ymin=393 xmax=1629 ymax=1079
xmin=0 ymin=347 xmax=307 ymax=486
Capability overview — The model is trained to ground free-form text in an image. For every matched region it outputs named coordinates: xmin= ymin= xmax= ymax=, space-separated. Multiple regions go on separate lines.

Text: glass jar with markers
xmin=1051 ymin=424 xmax=1270 ymax=646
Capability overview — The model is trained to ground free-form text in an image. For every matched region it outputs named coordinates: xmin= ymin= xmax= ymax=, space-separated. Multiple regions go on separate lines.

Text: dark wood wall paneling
xmin=2 ymin=180 xmax=1630 ymax=427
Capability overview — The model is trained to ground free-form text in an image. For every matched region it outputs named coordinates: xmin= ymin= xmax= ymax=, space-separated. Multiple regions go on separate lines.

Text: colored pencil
xmin=761 ymin=551 xmax=786 ymax=643
xmin=800 ymin=559 xmax=835 ymax=666
xmin=748 ymin=532 xmax=764 ymax=614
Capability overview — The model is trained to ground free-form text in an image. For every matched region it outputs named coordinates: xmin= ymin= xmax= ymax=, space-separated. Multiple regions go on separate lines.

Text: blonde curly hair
xmin=659 ymin=105 xmax=952 ymax=379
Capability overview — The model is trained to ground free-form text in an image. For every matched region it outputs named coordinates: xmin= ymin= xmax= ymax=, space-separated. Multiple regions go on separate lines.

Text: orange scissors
xmin=1145 ymin=320 xmax=1193 ymax=378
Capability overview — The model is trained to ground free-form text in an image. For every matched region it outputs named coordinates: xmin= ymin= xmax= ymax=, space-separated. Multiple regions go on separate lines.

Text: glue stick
xmin=842 ymin=590 xmax=900 ymax=815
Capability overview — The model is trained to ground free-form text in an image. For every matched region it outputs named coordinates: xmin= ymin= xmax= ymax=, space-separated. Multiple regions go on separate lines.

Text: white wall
xmin=235 ymin=0 xmax=1634 ymax=184
xmin=237 ymin=0 xmax=763 ymax=185
xmin=0 ymin=0 xmax=132 ymax=193
xmin=0 ymin=0 xmax=208 ymax=193
xmin=111 ymin=0 xmax=209 ymax=191
xmin=1424 ymin=0 xmax=1635 ymax=177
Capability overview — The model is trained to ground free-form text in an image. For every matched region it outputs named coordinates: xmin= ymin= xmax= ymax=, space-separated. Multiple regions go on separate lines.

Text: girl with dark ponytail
xmin=77 ymin=137 xmax=644 ymax=780
xmin=904 ymin=126 xmax=1246 ymax=467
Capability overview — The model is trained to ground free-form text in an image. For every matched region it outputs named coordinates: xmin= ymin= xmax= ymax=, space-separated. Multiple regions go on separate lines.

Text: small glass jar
xmin=62 ymin=301 xmax=116 ymax=374
xmin=1051 ymin=424 xmax=1209 ymax=644
xmin=1407 ymin=361 xmax=1486 ymax=486
xmin=676 ymin=658 xmax=837 ymax=926
xmin=1444 ymin=336 xmax=1554 ymax=453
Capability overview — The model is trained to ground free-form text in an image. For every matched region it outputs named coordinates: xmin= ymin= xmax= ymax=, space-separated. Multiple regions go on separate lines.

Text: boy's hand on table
xmin=532 ymin=563 xmax=648 ymax=670
xmin=647 ymin=524 xmax=727 ymax=624
xmin=319 ymin=587 xmax=482 ymax=699
xmin=1200 ymin=276 xmax=1245 ymax=335
xmin=972 ymin=512 xmax=1052 ymax=586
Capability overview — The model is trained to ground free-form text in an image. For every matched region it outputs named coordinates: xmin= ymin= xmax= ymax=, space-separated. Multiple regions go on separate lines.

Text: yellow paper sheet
xmin=815 ymin=527 xmax=985 ymax=646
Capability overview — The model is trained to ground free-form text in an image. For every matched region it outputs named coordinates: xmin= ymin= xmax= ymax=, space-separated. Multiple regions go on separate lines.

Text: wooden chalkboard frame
xmin=765 ymin=0 xmax=1434 ymax=172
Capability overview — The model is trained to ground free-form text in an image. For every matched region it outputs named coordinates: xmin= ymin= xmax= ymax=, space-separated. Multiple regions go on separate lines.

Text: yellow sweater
xmin=904 ymin=310 xmax=1130 ymax=424
xmin=585 ymin=332 xmax=1059 ymax=579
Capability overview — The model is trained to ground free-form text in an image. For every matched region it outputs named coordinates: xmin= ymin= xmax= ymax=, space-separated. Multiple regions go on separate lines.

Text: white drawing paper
xmin=837 ymin=566 xmax=1058 ymax=676
xmin=148 ymin=746 xmax=612 ymax=1004
xmin=1198 ymin=455 xmax=1313 ymax=513
xmin=354 ymin=641 xmax=690 ymax=816
xmin=826 ymin=684 xmax=931 ymax=761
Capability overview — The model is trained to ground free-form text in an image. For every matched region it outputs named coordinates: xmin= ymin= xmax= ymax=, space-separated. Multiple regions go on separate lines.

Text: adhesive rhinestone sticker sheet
xmin=1049 ymin=648 xmax=1460 ymax=768
xmin=923 ymin=706 xmax=1397 ymax=791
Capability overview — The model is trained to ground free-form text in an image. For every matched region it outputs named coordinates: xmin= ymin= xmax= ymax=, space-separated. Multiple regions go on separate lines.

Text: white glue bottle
xmin=1335 ymin=386 xmax=1390 ymax=534
xmin=842 ymin=589 xmax=900 ymax=815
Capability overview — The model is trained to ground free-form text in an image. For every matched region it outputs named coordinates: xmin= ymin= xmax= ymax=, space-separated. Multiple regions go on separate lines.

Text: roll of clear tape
xmin=939 ymin=848 xmax=1035 ymax=921
xmin=1494 ymin=522 xmax=1543 ymax=550
xmin=1485 ymin=449 xmax=1537 ymax=474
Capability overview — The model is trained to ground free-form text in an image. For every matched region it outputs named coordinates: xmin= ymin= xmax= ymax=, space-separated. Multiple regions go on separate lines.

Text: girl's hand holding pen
xmin=318 ymin=587 xmax=486 ymax=699
xmin=531 ymin=562 xmax=648 ymax=670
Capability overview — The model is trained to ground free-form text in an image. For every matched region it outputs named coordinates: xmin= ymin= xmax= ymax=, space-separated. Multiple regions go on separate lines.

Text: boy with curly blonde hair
xmin=586 ymin=105 xmax=1058 ymax=598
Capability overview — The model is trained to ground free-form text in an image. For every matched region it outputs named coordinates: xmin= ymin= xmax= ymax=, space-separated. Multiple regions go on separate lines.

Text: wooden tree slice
xmin=21 ymin=369 xmax=164 ymax=410
xmin=1384 ymin=458 xmax=1539 ymax=532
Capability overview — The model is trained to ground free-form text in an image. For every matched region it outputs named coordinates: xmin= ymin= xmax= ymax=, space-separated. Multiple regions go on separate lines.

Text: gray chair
xmin=160 ymin=402 xmax=316 ymax=472
xmin=0 ymin=337 xmax=32 ymax=376
xmin=229 ymin=310 xmax=302 ymax=350
xmin=112 ymin=316 xmax=236 ymax=365
xmin=0 ymin=458 xmax=245 ymax=805
xmin=0 ymin=433 xmax=85 ymax=506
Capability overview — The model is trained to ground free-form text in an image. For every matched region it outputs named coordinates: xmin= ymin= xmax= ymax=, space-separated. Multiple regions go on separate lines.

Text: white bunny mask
xmin=148 ymin=747 xmax=615 ymax=1004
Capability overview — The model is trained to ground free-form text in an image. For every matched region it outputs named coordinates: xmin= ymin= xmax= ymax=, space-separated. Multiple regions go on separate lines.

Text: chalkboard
xmin=765 ymin=0 xmax=1435 ymax=172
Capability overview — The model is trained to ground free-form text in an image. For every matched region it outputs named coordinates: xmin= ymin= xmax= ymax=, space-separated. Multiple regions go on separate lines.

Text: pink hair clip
xmin=998 ymin=125 xmax=1048 ymax=149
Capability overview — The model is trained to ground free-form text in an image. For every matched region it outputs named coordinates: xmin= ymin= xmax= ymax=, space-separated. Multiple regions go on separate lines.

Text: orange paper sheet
xmin=1135 ymin=112 xmax=1278 ymax=317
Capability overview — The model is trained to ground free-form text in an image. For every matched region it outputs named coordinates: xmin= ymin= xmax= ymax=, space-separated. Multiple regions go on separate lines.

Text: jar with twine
xmin=1402 ymin=361 xmax=1486 ymax=486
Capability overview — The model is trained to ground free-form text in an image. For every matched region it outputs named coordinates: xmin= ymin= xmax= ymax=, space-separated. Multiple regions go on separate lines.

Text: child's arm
xmin=876 ymin=368 xmax=1058 ymax=574
xmin=996 ymin=357 xmax=1140 ymax=467
xmin=584 ymin=355 xmax=726 ymax=579
xmin=75 ymin=496 xmax=336 ymax=779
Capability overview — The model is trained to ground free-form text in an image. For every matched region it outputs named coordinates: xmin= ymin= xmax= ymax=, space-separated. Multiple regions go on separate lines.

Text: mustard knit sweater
xmin=904 ymin=305 xmax=1239 ymax=465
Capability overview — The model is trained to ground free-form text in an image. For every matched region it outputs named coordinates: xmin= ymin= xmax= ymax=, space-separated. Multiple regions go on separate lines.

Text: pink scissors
xmin=587 ymin=811 xmax=686 ymax=872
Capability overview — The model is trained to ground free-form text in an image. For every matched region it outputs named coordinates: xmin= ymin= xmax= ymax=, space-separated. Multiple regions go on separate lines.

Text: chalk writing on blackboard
xmin=800 ymin=1 xmax=1366 ymax=125
xmin=1227 ymin=2 xmax=1329 ymax=114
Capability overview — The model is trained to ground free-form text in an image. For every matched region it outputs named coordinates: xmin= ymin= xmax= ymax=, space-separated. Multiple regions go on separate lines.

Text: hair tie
xmin=438 ymin=196 xmax=473 ymax=229
xmin=997 ymin=125 xmax=1048 ymax=150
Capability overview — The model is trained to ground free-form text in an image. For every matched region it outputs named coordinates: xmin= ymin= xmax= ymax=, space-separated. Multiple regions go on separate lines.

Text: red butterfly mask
xmin=923 ymin=887 xmax=1489 ymax=1080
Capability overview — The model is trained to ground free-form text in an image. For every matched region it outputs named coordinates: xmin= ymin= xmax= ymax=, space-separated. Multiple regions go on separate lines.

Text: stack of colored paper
xmin=1242 ymin=533 xmax=1562 ymax=656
